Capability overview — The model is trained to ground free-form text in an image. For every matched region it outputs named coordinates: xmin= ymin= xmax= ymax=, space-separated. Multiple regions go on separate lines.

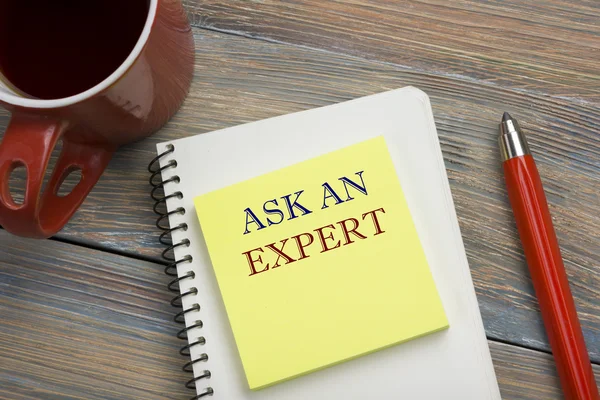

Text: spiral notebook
xmin=149 ymin=87 xmax=502 ymax=399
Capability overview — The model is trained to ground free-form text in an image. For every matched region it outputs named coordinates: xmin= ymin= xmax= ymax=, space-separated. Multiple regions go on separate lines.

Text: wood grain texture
xmin=0 ymin=25 xmax=598 ymax=366
xmin=492 ymin=342 xmax=600 ymax=400
xmin=183 ymin=0 xmax=600 ymax=103
xmin=0 ymin=231 xmax=190 ymax=400
xmin=0 ymin=231 xmax=598 ymax=399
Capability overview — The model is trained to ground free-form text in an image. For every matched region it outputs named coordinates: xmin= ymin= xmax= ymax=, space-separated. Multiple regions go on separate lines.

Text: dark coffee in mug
xmin=0 ymin=0 xmax=194 ymax=239
xmin=0 ymin=0 xmax=150 ymax=100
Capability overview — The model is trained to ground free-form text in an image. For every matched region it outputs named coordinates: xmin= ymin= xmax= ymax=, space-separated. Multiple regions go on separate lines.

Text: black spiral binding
xmin=148 ymin=144 xmax=214 ymax=399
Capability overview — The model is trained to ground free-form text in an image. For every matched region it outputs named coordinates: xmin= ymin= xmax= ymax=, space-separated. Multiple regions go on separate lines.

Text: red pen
xmin=499 ymin=113 xmax=599 ymax=400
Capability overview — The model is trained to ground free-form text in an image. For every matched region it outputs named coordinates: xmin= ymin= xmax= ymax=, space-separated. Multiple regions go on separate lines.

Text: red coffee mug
xmin=0 ymin=0 xmax=194 ymax=238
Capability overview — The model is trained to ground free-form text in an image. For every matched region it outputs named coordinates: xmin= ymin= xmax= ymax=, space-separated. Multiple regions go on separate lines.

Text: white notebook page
xmin=157 ymin=87 xmax=501 ymax=399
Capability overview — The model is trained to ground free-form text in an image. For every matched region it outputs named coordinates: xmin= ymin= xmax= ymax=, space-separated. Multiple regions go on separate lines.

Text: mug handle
xmin=0 ymin=113 xmax=114 ymax=238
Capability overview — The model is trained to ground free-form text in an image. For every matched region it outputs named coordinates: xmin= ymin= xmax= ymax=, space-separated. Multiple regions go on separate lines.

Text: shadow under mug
xmin=0 ymin=0 xmax=194 ymax=239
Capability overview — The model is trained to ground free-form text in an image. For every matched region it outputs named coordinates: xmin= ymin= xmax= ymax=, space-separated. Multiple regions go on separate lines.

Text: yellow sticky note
xmin=194 ymin=136 xmax=448 ymax=390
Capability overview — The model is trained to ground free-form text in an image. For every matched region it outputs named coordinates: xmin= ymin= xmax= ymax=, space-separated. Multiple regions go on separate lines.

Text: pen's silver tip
xmin=499 ymin=112 xmax=530 ymax=161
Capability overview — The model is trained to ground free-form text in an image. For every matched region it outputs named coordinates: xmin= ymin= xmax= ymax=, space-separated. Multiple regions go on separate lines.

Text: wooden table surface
xmin=1 ymin=1 xmax=599 ymax=399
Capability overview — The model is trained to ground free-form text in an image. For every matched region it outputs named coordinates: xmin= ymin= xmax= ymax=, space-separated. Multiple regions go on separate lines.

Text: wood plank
xmin=0 ymin=27 xmax=598 ymax=363
xmin=182 ymin=0 xmax=600 ymax=103
xmin=0 ymin=231 xmax=190 ymax=400
xmin=491 ymin=340 xmax=600 ymax=399
xmin=0 ymin=231 xmax=598 ymax=399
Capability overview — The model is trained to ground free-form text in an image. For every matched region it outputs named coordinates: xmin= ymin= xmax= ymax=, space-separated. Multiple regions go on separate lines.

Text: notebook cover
xmin=156 ymin=87 xmax=501 ymax=399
